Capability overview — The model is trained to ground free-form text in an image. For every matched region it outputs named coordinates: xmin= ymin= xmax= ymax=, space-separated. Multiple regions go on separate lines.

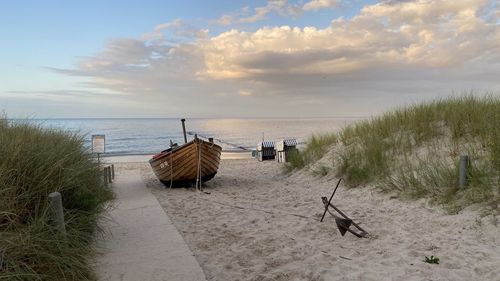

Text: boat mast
xmin=181 ymin=118 xmax=188 ymax=144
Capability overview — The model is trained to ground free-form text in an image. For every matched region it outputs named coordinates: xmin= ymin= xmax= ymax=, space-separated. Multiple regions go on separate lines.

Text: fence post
xmin=103 ymin=167 xmax=109 ymax=185
xmin=48 ymin=192 xmax=66 ymax=236
xmin=459 ymin=155 xmax=469 ymax=188
xmin=107 ymin=166 xmax=112 ymax=183
xmin=0 ymin=250 xmax=4 ymax=271
xmin=111 ymin=164 xmax=115 ymax=180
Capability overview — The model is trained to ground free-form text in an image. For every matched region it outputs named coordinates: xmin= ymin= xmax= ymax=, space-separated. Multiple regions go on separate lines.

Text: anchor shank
xmin=344 ymin=226 xmax=364 ymax=238
xmin=327 ymin=202 xmax=367 ymax=234
xmin=320 ymin=179 xmax=342 ymax=222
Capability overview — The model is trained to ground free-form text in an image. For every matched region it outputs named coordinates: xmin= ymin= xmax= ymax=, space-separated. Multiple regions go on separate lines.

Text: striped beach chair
xmin=257 ymin=141 xmax=275 ymax=161
xmin=276 ymin=138 xmax=298 ymax=163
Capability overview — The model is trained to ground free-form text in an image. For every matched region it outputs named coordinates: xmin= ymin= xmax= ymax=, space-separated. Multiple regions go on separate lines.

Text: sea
xmin=26 ymin=118 xmax=365 ymax=155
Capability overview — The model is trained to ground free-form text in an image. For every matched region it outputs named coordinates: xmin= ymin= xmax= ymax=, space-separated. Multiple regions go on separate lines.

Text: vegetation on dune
xmin=286 ymin=95 xmax=500 ymax=212
xmin=284 ymin=133 xmax=337 ymax=173
xmin=0 ymin=118 xmax=114 ymax=280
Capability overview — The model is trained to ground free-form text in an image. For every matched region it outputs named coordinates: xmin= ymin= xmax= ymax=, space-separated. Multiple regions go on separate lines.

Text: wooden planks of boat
xmin=149 ymin=138 xmax=222 ymax=187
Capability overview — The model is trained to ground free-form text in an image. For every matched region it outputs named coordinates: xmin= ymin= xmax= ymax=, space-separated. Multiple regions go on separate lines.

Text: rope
xmin=186 ymin=131 xmax=308 ymax=151
xmin=169 ymin=151 xmax=173 ymax=189
xmin=196 ymin=140 xmax=202 ymax=191
xmin=187 ymin=131 xmax=251 ymax=151
xmin=196 ymin=194 xmax=365 ymax=224
xmin=197 ymin=196 xmax=315 ymax=220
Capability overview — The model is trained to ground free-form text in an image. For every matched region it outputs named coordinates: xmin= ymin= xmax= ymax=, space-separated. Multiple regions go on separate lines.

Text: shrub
xmin=0 ymin=119 xmax=114 ymax=280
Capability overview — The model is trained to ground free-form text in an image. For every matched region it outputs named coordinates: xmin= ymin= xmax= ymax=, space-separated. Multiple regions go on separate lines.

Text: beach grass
xmin=284 ymin=133 xmax=337 ymax=173
xmin=289 ymin=95 xmax=499 ymax=211
xmin=0 ymin=118 xmax=114 ymax=280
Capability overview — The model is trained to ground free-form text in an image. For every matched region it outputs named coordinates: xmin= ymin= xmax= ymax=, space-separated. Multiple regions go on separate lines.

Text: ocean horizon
xmin=17 ymin=117 xmax=366 ymax=155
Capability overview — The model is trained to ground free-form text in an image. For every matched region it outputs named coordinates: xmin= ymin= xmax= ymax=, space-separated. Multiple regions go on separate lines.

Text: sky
xmin=1 ymin=0 xmax=499 ymax=118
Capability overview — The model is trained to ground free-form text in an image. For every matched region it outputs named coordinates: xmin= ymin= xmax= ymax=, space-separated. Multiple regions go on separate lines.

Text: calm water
xmin=29 ymin=118 xmax=364 ymax=154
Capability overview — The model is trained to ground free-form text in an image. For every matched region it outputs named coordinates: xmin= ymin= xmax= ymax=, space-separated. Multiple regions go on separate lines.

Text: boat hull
xmin=149 ymin=139 xmax=222 ymax=187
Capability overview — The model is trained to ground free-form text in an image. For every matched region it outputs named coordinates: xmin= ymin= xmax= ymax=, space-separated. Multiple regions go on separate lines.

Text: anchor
xmin=320 ymin=179 xmax=368 ymax=238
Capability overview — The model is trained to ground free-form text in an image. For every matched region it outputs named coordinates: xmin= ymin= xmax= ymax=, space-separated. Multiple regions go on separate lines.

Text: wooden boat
xmin=149 ymin=121 xmax=222 ymax=187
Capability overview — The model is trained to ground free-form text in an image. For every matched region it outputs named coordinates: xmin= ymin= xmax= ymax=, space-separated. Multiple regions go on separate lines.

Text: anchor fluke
xmin=320 ymin=179 xmax=369 ymax=238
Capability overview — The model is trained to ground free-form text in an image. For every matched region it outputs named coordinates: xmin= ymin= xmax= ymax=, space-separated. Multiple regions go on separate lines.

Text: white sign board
xmin=92 ymin=135 xmax=105 ymax=154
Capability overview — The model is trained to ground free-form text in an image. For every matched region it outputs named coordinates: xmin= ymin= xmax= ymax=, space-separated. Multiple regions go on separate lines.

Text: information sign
xmin=92 ymin=134 xmax=105 ymax=154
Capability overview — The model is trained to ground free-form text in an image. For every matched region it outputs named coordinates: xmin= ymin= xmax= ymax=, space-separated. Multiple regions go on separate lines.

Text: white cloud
xmin=201 ymin=0 xmax=500 ymax=80
xmin=302 ymin=0 xmax=340 ymax=11
xmin=143 ymin=19 xmax=207 ymax=42
xmin=238 ymin=90 xmax=253 ymax=96
xmin=48 ymin=0 xmax=500 ymax=116
xmin=216 ymin=0 xmax=290 ymax=25
xmin=215 ymin=0 xmax=340 ymax=26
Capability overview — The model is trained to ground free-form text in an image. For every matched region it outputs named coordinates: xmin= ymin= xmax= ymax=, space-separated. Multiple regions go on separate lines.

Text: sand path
xmin=94 ymin=166 xmax=206 ymax=281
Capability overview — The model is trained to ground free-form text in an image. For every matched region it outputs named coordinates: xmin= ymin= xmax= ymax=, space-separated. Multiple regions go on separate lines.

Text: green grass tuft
xmin=284 ymin=133 xmax=337 ymax=173
xmin=312 ymin=164 xmax=331 ymax=177
xmin=424 ymin=255 xmax=440 ymax=264
xmin=0 ymin=119 xmax=114 ymax=280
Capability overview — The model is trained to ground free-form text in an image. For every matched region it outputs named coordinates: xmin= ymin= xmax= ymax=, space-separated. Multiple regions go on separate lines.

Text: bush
xmin=0 ymin=119 xmax=114 ymax=280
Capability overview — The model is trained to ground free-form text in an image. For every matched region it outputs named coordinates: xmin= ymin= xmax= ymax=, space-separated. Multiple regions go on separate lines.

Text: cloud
xmin=48 ymin=19 xmax=207 ymax=94
xmin=215 ymin=0 xmax=340 ymax=26
xmin=48 ymin=0 xmax=500 ymax=116
xmin=202 ymin=0 xmax=500 ymax=81
xmin=238 ymin=90 xmax=253 ymax=96
xmin=216 ymin=0 xmax=290 ymax=25
xmin=302 ymin=0 xmax=340 ymax=11
xmin=7 ymin=90 xmax=118 ymax=97
xmin=143 ymin=19 xmax=207 ymax=42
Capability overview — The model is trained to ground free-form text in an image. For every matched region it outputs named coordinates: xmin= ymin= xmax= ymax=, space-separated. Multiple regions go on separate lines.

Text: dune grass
xmin=284 ymin=133 xmax=337 ymax=173
xmin=0 ymin=119 xmax=114 ymax=280
xmin=287 ymin=95 xmax=499 ymax=211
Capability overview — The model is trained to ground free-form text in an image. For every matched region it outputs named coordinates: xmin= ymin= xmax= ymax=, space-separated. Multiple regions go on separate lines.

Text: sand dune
xmin=136 ymin=159 xmax=499 ymax=281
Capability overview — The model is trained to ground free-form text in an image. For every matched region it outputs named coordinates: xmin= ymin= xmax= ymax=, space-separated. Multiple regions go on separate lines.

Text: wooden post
xmin=181 ymin=119 xmax=187 ymax=144
xmin=111 ymin=164 xmax=115 ymax=180
xmin=107 ymin=166 xmax=112 ymax=183
xmin=0 ymin=250 xmax=4 ymax=271
xmin=459 ymin=155 xmax=469 ymax=188
xmin=105 ymin=166 xmax=109 ymax=183
xmin=103 ymin=167 xmax=109 ymax=185
xmin=48 ymin=192 xmax=66 ymax=236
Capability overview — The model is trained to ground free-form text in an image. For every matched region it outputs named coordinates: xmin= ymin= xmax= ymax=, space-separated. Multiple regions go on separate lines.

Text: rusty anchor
xmin=320 ymin=179 xmax=368 ymax=238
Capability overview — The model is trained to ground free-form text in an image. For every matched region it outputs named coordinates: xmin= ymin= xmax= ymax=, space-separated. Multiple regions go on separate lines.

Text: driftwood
xmin=320 ymin=179 xmax=368 ymax=238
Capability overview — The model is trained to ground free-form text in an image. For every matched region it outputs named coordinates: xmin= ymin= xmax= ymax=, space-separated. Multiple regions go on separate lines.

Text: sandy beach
xmin=105 ymin=158 xmax=500 ymax=281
